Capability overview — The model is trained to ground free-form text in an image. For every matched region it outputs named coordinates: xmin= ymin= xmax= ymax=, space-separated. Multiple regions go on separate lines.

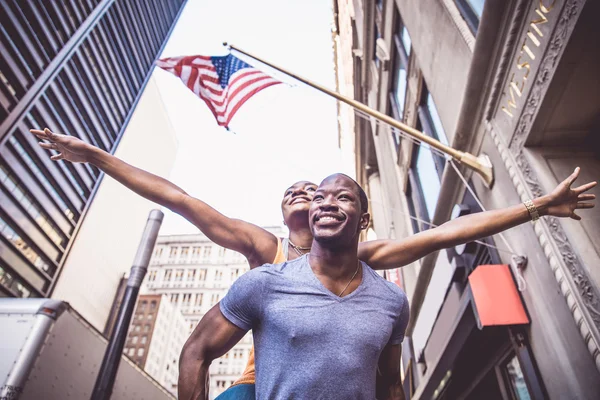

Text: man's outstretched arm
xmin=376 ymin=344 xmax=405 ymax=400
xmin=31 ymin=128 xmax=278 ymax=267
xmin=359 ymin=167 xmax=596 ymax=270
xmin=179 ymin=305 xmax=247 ymax=400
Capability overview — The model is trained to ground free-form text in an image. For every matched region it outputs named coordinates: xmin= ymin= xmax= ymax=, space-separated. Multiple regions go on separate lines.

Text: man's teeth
xmin=319 ymin=216 xmax=337 ymax=222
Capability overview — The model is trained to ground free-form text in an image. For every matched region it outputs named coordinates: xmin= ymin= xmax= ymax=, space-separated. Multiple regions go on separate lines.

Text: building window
xmin=182 ymin=293 xmax=191 ymax=307
xmin=8 ymin=137 xmax=76 ymax=222
xmin=169 ymin=247 xmax=178 ymax=261
xmin=134 ymin=325 xmax=140 ymax=332
xmin=405 ymin=183 xmax=421 ymax=234
xmin=192 ymin=246 xmax=201 ymax=261
xmin=137 ymin=348 xmax=144 ymax=357
xmin=0 ymin=264 xmax=33 ymax=298
xmin=0 ymin=216 xmax=53 ymax=275
xmin=148 ymin=270 xmax=157 ymax=282
xmin=180 ymin=246 xmax=189 ymax=262
xmin=198 ymin=269 xmax=207 ymax=281
xmin=395 ymin=11 xmax=411 ymax=58
xmin=389 ymin=10 xmax=412 ymax=145
xmin=164 ymin=269 xmax=173 ymax=281
xmin=373 ymin=23 xmax=382 ymax=69
xmin=194 ymin=293 xmax=203 ymax=307
xmin=455 ymin=0 xmax=485 ymax=33
xmin=0 ymin=165 xmax=66 ymax=247
xmin=150 ymin=300 xmax=157 ymax=309
xmin=202 ymin=246 xmax=212 ymax=262
xmin=503 ymin=355 xmax=532 ymax=399
xmin=187 ymin=269 xmax=196 ymax=281
xmin=406 ymin=86 xmax=448 ymax=232
xmin=215 ymin=270 xmax=223 ymax=281
xmin=170 ymin=293 xmax=179 ymax=304
xmin=132 ymin=336 xmax=138 ymax=344
xmin=175 ymin=269 xmax=184 ymax=281
xmin=139 ymin=301 xmax=146 ymax=311
xmin=416 ymin=144 xmax=442 ymax=220
xmin=419 ymin=89 xmax=449 ymax=175
xmin=141 ymin=336 xmax=147 ymax=344
xmin=128 ymin=348 xmax=134 ymax=356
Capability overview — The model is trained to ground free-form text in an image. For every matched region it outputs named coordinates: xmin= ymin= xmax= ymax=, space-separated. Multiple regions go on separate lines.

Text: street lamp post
xmin=91 ymin=209 xmax=164 ymax=400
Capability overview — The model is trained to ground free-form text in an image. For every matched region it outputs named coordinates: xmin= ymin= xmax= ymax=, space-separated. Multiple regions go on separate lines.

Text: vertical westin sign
xmin=502 ymin=0 xmax=557 ymax=118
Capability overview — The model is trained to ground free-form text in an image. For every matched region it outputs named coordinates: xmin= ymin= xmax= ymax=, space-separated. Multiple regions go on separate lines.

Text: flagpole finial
xmin=223 ymin=42 xmax=229 ymax=47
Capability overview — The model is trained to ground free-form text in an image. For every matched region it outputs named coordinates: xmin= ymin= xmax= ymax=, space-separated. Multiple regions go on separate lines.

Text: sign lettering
xmin=501 ymin=1 xmax=557 ymax=118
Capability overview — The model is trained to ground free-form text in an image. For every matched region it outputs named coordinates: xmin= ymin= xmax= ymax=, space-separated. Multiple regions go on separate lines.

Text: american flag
xmin=156 ymin=54 xmax=281 ymax=128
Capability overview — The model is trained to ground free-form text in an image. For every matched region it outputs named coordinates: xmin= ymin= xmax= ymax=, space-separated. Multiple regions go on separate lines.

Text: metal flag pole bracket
xmin=223 ymin=42 xmax=495 ymax=188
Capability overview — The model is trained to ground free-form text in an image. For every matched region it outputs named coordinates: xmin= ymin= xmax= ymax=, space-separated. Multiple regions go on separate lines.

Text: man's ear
xmin=360 ymin=212 xmax=370 ymax=230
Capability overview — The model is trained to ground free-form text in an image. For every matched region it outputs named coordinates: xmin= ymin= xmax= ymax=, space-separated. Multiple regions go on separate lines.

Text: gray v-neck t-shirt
xmin=220 ymin=254 xmax=410 ymax=400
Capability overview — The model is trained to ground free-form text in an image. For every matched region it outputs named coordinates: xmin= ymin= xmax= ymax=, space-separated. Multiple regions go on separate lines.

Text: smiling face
xmin=281 ymin=181 xmax=318 ymax=225
xmin=309 ymin=174 xmax=370 ymax=247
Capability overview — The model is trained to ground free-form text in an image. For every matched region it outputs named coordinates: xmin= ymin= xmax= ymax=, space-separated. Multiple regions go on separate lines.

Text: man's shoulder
xmin=363 ymin=263 xmax=408 ymax=303
xmin=232 ymin=265 xmax=273 ymax=288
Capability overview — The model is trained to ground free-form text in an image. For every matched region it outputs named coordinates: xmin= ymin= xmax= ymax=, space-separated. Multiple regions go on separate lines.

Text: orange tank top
xmin=231 ymin=237 xmax=286 ymax=386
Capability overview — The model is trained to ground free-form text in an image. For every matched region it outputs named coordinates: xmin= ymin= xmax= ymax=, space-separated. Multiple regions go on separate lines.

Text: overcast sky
xmin=151 ymin=0 xmax=352 ymax=235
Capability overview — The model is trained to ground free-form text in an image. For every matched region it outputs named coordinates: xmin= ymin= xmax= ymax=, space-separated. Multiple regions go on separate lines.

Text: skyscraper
xmin=0 ymin=1 xmax=187 ymax=329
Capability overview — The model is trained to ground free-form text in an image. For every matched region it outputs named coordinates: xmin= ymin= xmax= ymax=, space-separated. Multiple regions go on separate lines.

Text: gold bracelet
xmin=524 ymin=199 xmax=540 ymax=222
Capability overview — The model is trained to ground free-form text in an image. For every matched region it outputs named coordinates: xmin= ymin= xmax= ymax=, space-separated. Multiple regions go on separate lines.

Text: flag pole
xmin=224 ymin=42 xmax=494 ymax=187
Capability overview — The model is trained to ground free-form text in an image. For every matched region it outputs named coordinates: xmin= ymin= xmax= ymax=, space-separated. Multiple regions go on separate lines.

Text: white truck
xmin=0 ymin=298 xmax=175 ymax=400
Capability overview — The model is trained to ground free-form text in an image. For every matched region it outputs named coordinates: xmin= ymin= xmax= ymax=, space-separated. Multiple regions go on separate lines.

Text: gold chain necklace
xmin=338 ymin=261 xmax=361 ymax=297
xmin=288 ymin=239 xmax=311 ymax=256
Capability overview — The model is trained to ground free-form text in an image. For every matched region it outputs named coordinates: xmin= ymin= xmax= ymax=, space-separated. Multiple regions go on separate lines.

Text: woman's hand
xmin=544 ymin=167 xmax=596 ymax=220
xmin=31 ymin=128 xmax=94 ymax=163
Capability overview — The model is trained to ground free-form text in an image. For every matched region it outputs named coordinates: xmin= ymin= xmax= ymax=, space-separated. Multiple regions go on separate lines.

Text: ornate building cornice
xmin=491 ymin=126 xmax=600 ymax=371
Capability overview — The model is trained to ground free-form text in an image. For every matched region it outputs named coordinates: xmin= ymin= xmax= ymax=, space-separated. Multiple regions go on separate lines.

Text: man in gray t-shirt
xmin=179 ymin=174 xmax=409 ymax=400
xmin=220 ymin=254 xmax=409 ymax=399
